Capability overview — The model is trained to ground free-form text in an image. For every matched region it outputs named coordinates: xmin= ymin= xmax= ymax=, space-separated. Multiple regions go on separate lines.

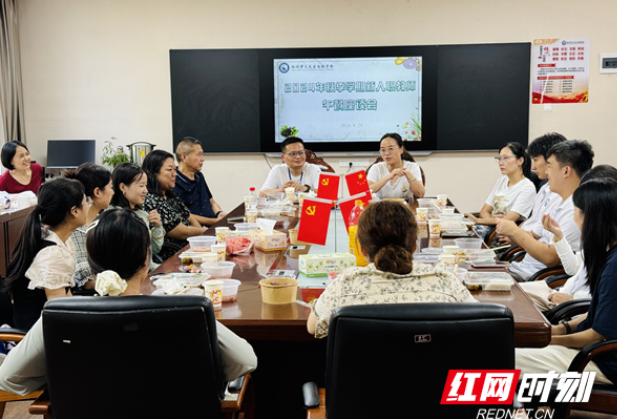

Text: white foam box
xmin=298 ymin=253 xmax=356 ymax=277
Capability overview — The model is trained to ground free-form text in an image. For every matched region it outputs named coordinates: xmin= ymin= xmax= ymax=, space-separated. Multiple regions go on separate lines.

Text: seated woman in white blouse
xmin=307 ymin=200 xmax=476 ymax=338
xmin=2 ymin=178 xmax=87 ymax=331
xmin=0 ymin=209 xmax=257 ymax=396
xmin=367 ymin=133 xmax=425 ymax=200
xmin=465 ymin=142 xmax=536 ymax=226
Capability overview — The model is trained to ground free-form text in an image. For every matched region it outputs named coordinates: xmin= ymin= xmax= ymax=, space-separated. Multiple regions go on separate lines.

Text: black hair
xmin=500 ymin=142 xmax=531 ymax=179
xmin=380 ymin=133 xmax=416 ymax=162
xmin=87 ymin=208 xmax=150 ymax=280
xmin=572 ymin=178 xmax=617 ymax=295
xmin=175 ymin=136 xmax=202 ymax=161
xmin=142 ymin=149 xmax=175 ymax=197
xmin=110 ymin=162 xmax=146 ymax=209
xmin=527 ymin=132 xmax=567 ymax=159
xmin=4 ymin=178 xmax=85 ymax=293
xmin=62 ymin=163 xmax=111 ymax=198
xmin=581 ymin=165 xmax=617 ymax=184
xmin=1 ymin=141 xmax=29 ymax=170
xmin=546 ymin=140 xmax=594 ymax=179
xmin=280 ymin=137 xmax=304 ymax=153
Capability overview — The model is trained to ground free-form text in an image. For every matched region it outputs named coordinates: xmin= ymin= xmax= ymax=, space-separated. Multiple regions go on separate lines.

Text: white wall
xmin=16 ymin=0 xmax=617 ymax=212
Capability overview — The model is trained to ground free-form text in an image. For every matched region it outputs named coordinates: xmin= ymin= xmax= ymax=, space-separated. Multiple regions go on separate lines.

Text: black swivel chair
xmin=304 ymin=303 xmax=516 ymax=419
xmin=29 ymin=296 xmax=249 ymax=419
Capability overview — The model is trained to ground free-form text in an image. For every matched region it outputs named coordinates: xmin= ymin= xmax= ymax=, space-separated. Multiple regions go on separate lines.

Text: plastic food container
xmin=170 ymin=272 xmax=211 ymax=288
xmin=259 ymin=277 xmax=298 ymax=304
xmin=454 ymin=238 xmax=483 ymax=249
xmin=187 ymin=236 xmax=217 ymax=252
xmin=234 ymin=223 xmax=258 ymax=232
xmin=439 ymin=213 xmax=464 ymax=229
xmin=464 ymin=272 xmax=513 ymax=292
xmin=417 ymin=198 xmax=436 ymax=208
xmin=202 ymin=261 xmax=236 ymax=279
xmin=222 ymin=279 xmax=241 ymax=302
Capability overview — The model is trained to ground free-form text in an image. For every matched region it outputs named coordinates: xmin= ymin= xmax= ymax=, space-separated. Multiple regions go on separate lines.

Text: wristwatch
xmin=304 ymin=185 xmax=311 ymax=192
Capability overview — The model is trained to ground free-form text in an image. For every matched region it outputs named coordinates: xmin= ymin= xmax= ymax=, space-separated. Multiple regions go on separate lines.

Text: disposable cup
xmin=428 ymin=219 xmax=441 ymax=236
xmin=215 ymin=227 xmax=230 ymax=243
xmin=439 ymin=254 xmax=457 ymax=267
xmin=436 ymin=194 xmax=448 ymax=207
xmin=416 ymin=208 xmax=428 ymax=222
xmin=203 ymin=280 xmax=224 ymax=309
xmin=211 ymin=244 xmax=226 ymax=261
xmin=442 ymin=245 xmax=460 ymax=255
xmin=442 ymin=207 xmax=455 ymax=214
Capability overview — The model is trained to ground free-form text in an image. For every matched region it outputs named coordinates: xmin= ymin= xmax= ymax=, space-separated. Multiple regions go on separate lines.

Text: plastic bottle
xmin=348 ymin=200 xmax=368 ymax=267
xmin=247 ymin=187 xmax=258 ymax=211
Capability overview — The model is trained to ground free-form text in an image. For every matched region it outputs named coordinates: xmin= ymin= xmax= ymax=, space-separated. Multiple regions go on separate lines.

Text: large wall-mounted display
xmin=170 ymin=43 xmax=529 ymax=153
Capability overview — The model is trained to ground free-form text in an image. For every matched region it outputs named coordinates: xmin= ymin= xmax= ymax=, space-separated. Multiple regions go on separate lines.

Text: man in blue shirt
xmin=173 ymin=137 xmax=226 ymax=226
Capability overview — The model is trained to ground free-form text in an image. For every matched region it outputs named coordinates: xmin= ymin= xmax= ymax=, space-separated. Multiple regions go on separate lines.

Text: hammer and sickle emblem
xmin=306 ymin=206 xmax=316 ymax=216
xmin=321 ymin=178 xmax=329 ymax=186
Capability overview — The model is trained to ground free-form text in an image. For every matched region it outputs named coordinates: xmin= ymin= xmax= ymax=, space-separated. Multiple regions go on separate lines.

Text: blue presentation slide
xmin=274 ymin=56 xmax=422 ymax=143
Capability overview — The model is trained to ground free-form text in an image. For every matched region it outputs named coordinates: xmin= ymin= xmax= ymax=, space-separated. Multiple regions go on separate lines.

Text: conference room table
xmin=147 ymin=199 xmax=550 ymax=419
xmin=146 ymin=201 xmax=550 ymax=347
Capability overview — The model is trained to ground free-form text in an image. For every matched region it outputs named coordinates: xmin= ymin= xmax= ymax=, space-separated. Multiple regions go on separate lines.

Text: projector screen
xmin=273 ymin=56 xmax=422 ymax=144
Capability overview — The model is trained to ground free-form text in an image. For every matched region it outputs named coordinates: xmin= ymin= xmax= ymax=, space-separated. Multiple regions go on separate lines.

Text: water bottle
xmin=348 ymin=200 xmax=368 ymax=267
xmin=247 ymin=187 xmax=258 ymax=211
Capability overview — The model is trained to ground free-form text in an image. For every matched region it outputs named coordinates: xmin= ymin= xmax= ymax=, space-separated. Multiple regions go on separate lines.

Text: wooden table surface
xmin=147 ymin=200 xmax=551 ymax=347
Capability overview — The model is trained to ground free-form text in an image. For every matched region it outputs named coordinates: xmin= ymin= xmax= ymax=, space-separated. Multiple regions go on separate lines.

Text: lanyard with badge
xmin=288 ymin=168 xmax=303 ymax=184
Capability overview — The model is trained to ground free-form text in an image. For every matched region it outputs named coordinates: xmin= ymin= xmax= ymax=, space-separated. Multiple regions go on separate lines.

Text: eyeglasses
xmin=494 ymin=155 xmax=515 ymax=163
xmin=379 ymin=146 xmax=400 ymax=154
xmin=285 ymin=150 xmax=306 ymax=158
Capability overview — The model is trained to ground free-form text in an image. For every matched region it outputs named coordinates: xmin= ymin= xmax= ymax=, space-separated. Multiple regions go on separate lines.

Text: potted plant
xmin=101 ymin=137 xmax=131 ymax=168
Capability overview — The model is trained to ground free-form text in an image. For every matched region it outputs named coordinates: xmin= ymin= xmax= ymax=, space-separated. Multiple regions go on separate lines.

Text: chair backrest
xmin=42 ymin=296 xmax=224 ymax=419
xmin=325 ymin=303 xmax=515 ymax=419
xmin=305 ymin=149 xmax=336 ymax=173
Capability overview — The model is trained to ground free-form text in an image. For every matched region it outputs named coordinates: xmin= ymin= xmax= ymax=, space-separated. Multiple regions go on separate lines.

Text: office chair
xmin=0 ymin=327 xmax=43 ymax=417
xmin=521 ymin=299 xmax=617 ymax=419
xmin=29 ymin=296 xmax=249 ymax=419
xmin=304 ymin=150 xmax=336 ymax=173
xmin=304 ymin=302 xmax=515 ymax=419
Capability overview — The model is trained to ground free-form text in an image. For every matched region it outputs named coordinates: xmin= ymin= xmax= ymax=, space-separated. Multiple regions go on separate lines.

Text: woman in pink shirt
xmin=0 ymin=141 xmax=43 ymax=194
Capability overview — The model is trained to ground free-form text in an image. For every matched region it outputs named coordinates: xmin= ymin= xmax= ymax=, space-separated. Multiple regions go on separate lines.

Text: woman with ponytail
xmin=466 ymin=142 xmax=536 ymax=226
xmin=63 ymin=163 xmax=113 ymax=290
xmin=307 ymin=200 xmax=476 ymax=338
xmin=4 ymin=178 xmax=87 ymax=330
xmin=0 ymin=209 xmax=257 ymax=396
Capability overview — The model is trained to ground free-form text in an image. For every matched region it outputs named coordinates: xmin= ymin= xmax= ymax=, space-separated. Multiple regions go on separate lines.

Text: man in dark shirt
xmin=173 ymin=137 xmax=226 ymax=226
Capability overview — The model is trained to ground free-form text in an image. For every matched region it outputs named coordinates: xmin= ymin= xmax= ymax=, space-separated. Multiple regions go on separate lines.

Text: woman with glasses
xmin=2 ymin=179 xmax=87 ymax=330
xmin=465 ymin=142 xmax=536 ymax=226
xmin=367 ymin=133 xmax=425 ymax=200
xmin=260 ymin=137 xmax=321 ymax=197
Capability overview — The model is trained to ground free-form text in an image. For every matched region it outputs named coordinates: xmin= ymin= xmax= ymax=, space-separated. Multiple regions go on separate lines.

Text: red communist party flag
xmin=317 ymin=173 xmax=340 ymax=201
xmin=338 ymin=191 xmax=373 ymax=231
xmin=345 ymin=169 xmax=370 ymax=196
xmin=297 ymin=197 xmax=333 ymax=246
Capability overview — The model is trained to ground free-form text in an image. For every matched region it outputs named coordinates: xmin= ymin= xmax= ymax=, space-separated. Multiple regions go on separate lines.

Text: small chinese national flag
xmin=338 ymin=191 xmax=373 ymax=231
xmin=297 ymin=197 xmax=333 ymax=246
xmin=345 ymin=169 xmax=370 ymax=196
xmin=317 ymin=173 xmax=340 ymax=201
